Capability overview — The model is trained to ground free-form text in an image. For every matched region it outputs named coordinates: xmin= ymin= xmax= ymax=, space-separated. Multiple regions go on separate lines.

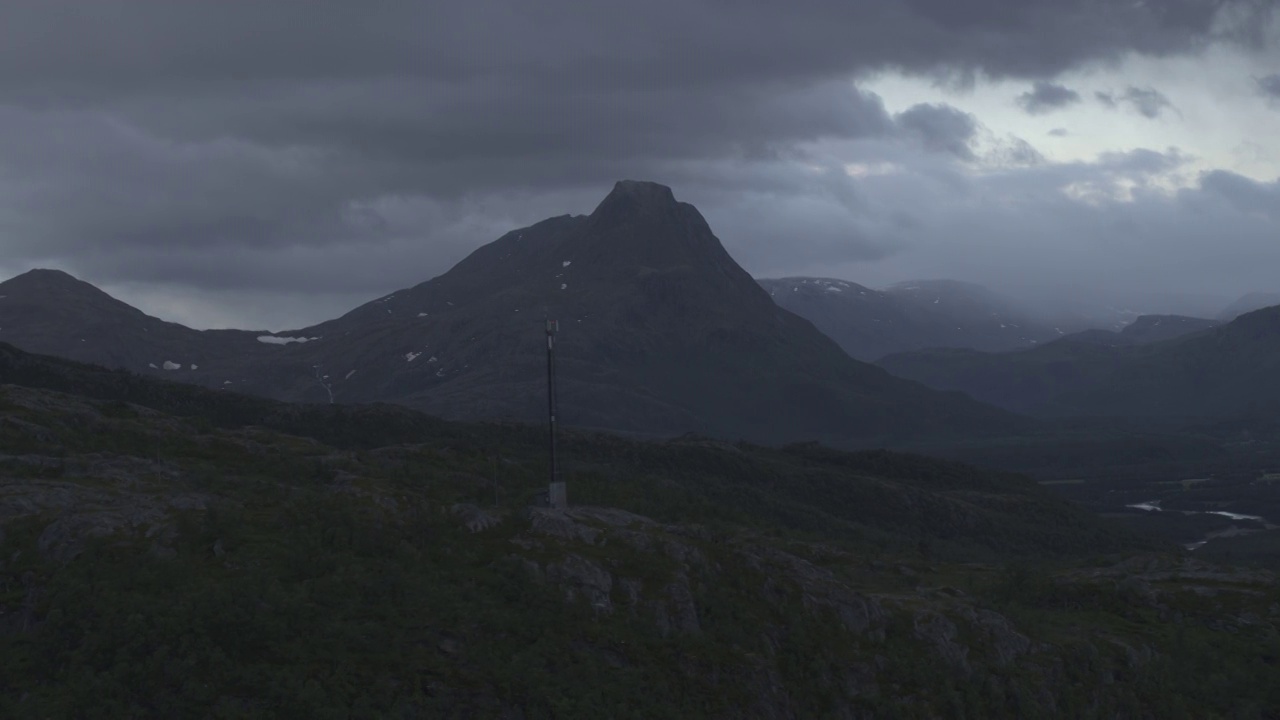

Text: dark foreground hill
xmin=878 ymin=307 xmax=1280 ymax=422
xmin=0 ymin=181 xmax=1021 ymax=446
xmin=2 ymin=345 xmax=1278 ymax=717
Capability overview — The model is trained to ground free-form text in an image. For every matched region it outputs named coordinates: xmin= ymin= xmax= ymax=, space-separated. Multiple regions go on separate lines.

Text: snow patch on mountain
xmin=257 ymin=336 xmax=316 ymax=345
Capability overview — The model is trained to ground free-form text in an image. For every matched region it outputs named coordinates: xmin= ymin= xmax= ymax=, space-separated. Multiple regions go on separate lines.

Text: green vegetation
xmin=2 ymin=347 xmax=1280 ymax=717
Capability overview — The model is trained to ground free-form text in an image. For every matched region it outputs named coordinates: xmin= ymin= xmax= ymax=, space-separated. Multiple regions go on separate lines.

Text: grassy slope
xmin=1 ymin=348 xmax=1279 ymax=717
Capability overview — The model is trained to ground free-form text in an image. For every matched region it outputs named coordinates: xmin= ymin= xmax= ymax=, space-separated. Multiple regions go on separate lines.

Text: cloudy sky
xmin=1 ymin=0 xmax=1278 ymax=329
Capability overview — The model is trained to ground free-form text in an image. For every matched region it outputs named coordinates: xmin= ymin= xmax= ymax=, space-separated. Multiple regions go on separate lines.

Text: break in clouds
xmin=0 ymin=0 xmax=1277 ymax=328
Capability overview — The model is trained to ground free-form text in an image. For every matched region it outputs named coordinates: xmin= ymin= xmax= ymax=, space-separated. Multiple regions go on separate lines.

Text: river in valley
xmin=1126 ymin=500 xmax=1274 ymax=550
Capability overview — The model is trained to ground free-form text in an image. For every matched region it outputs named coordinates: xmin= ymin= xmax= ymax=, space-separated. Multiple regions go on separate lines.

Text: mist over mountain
xmin=1218 ymin=292 xmax=1280 ymax=322
xmin=758 ymin=277 xmax=1069 ymax=361
xmin=0 ymin=181 xmax=1020 ymax=446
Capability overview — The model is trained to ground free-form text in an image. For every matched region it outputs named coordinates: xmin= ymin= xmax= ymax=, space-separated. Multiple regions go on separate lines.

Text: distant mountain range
xmin=0 ymin=181 xmax=1020 ymax=446
xmin=1219 ymin=292 xmax=1280 ymax=322
xmin=878 ymin=307 xmax=1280 ymax=422
xmin=757 ymin=277 xmax=1068 ymax=361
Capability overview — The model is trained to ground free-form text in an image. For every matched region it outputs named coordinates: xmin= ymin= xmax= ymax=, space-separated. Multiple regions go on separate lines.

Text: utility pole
xmin=546 ymin=319 xmax=559 ymax=486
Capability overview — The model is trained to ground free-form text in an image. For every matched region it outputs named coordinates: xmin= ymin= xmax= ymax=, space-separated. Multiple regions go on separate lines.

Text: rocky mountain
xmin=758 ymin=277 xmax=1064 ymax=361
xmin=1219 ymin=291 xmax=1280 ymax=321
xmin=1112 ymin=314 xmax=1220 ymax=344
xmin=878 ymin=307 xmax=1280 ymax=422
xmin=0 ymin=181 xmax=1021 ymax=446
xmin=1032 ymin=314 xmax=1220 ymax=349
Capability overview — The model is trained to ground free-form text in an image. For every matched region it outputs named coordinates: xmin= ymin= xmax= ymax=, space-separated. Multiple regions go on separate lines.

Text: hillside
xmin=0 ymin=182 xmax=1023 ymax=446
xmin=0 ymin=269 xmax=270 ymax=373
xmin=3 ymin=346 xmax=1278 ymax=716
xmin=878 ymin=307 xmax=1280 ymax=422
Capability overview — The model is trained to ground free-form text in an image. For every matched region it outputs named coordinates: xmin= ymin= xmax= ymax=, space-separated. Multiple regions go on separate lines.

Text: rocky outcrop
xmin=739 ymin=544 xmax=886 ymax=640
xmin=526 ymin=508 xmax=602 ymax=545
xmin=450 ymin=503 xmax=504 ymax=533
xmin=955 ymin=606 xmax=1032 ymax=666
xmin=654 ymin=572 xmax=700 ymax=637
xmin=913 ymin=611 xmax=970 ymax=673
xmin=546 ymin=554 xmax=613 ymax=613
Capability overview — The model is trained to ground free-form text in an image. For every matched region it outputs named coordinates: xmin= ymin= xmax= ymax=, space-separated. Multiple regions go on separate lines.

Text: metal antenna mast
xmin=545 ymin=319 xmax=560 ymax=493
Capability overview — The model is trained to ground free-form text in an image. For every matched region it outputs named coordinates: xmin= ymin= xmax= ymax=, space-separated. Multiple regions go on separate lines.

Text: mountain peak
xmin=1 ymin=268 xmax=104 ymax=297
xmin=11 ymin=267 xmax=79 ymax=282
xmin=604 ymin=179 xmax=677 ymax=205
xmin=561 ymin=179 xmax=751 ymax=283
xmin=588 ymin=180 xmax=682 ymax=227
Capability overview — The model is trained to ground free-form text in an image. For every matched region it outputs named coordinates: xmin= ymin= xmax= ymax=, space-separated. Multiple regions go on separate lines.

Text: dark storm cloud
xmin=894 ymin=104 xmax=980 ymax=161
xmin=1123 ymin=87 xmax=1178 ymax=118
xmin=0 ymin=0 xmax=1263 ymax=98
xmin=1097 ymin=87 xmax=1179 ymax=118
xmin=1016 ymin=82 xmax=1082 ymax=114
xmin=0 ymin=80 xmax=895 ymax=275
xmin=0 ymin=0 xmax=1275 ymax=321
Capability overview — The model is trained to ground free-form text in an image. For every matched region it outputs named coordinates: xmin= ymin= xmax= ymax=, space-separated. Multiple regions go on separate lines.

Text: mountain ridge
xmin=758 ymin=276 xmax=1066 ymax=361
xmin=0 ymin=181 xmax=1024 ymax=446
xmin=878 ymin=305 xmax=1280 ymax=422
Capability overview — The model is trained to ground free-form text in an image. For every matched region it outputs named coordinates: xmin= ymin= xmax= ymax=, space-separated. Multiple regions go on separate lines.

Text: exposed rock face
xmin=450 ymin=503 xmax=504 ymax=533
xmin=913 ymin=611 xmax=970 ymax=673
xmin=517 ymin=508 xmax=705 ymax=633
xmin=655 ymin=572 xmax=701 ymax=637
xmin=1 ymin=475 xmax=210 ymax=563
xmin=526 ymin=508 xmax=602 ymax=545
xmin=956 ymin=607 xmax=1032 ymax=666
xmin=739 ymin=544 xmax=885 ymax=639
xmin=546 ymin=554 xmax=614 ymax=613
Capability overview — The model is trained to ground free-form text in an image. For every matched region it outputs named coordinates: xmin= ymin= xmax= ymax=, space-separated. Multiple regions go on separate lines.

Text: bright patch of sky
xmin=862 ymin=46 xmax=1280 ymax=184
